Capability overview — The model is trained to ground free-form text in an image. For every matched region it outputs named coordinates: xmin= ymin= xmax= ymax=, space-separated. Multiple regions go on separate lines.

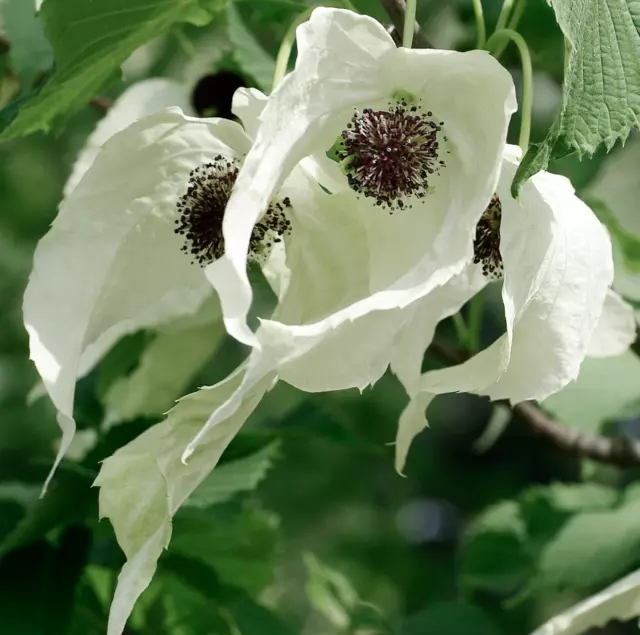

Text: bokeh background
xmin=1 ymin=0 xmax=640 ymax=633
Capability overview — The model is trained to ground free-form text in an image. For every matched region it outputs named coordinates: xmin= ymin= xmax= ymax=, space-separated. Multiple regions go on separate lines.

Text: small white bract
xmin=391 ymin=145 xmax=636 ymax=472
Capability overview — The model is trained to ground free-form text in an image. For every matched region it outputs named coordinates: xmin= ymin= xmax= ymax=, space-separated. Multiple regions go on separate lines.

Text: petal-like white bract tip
xmin=395 ymin=392 xmax=434 ymax=474
xmin=211 ymin=7 xmax=516 ymax=349
xmin=415 ymin=147 xmax=613 ymax=405
xmin=24 ymin=108 xmax=253 ymax=483
xmin=95 ymin=364 xmax=275 ymax=635
xmin=588 ymin=290 xmax=637 ymax=358
xmin=65 ymin=78 xmax=193 ymax=197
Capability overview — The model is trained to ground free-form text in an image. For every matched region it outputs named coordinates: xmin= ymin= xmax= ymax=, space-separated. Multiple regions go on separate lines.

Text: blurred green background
xmin=1 ymin=0 xmax=640 ymax=633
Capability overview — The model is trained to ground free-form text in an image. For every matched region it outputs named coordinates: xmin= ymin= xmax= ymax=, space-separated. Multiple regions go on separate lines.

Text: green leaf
xmin=0 ymin=527 xmax=92 ymax=635
xmin=511 ymin=0 xmax=640 ymax=195
xmin=304 ymin=552 xmax=359 ymax=630
xmin=542 ymin=351 xmax=640 ymax=434
xmin=163 ymin=553 xmax=296 ymax=635
xmin=0 ymin=0 xmax=228 ymax=141
xmin=185 ymin=441 xmax=279 ymax=508
xmin=462 ymin=484 xmax=622 ymax=598
xmin=103 ymin=303 xmax=224 ymax=421
xmin=0 ymin=466 xmax=95 ymax=555
xmin=462 ymin=500 xmax=534 ymax=595
xmin=531 ymin=485 xmax=640 ymax=595
xmin=1 ymin=0 xmax=53 ymax=85
xmin=226 ymin=4 xmax=276 ymax=93
xmin=400 ymin=602 xmax=503 ymax=635
xmin=172 ymin=503 xmax=280 ymax=595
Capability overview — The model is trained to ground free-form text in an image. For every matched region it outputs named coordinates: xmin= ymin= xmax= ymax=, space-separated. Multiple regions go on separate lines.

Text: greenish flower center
xmin=175 ymin=156 xmax=292 ymax=266
xmin=473 ymin=195 xmax=503 ymax=279
xmin=336 ymin=98 xmax=445 ymax=212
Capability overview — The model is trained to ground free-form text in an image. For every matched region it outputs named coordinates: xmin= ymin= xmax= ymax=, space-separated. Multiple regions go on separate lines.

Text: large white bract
xmin=21 ymin=83 xmax=303 ymax=494
xmin=208 ymin=7 xmax=517 ymax=348
xmin=392 ymin=145 xmax=635 ymax=472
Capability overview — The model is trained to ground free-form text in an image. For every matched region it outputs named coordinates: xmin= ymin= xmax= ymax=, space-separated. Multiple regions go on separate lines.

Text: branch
xmin=429 ymin=340 xmax=640 ymax=468
xmin=379 ymin=0 xmax=433 ymax=49
xmin=89 ymin=96 xmax=113 ymax=111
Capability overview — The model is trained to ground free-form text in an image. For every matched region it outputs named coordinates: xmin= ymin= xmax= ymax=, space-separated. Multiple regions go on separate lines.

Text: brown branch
xmin=89 ymin=96 xmax=113 ymax=112
xmin=429 ymin=340 xmax=640 ymax=468
xmin=379 ymin=0 xmax=433 ymax=49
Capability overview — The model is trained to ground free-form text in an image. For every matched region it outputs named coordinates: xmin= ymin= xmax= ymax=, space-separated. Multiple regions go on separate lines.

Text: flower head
xmin=22 ymin=84 xmax=298 ymax=493
xmin=206 ymin=7 xmax=517 ymax=346
xmin=391 ymin=145 xmax=636 ymax=472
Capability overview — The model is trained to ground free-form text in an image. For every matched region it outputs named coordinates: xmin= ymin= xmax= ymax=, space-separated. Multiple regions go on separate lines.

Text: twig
xmin=89 ymin=96 xmax=113 ymax=111
xmin=429 ymin=340 xmax=640 ymax=468
xmin=379 ymin=0 xmax=433 ymax=49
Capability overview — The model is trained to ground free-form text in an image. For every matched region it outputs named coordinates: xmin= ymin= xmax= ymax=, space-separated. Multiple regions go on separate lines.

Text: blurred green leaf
xmin=400 ymin=602 xmax=503 ymax=635
xmin=163 ymin=552 xmax=296 ymax=635
xmin=0 ymin=0 xmax=229 ymax=140
xmin=172 ymin=503 xmax=280 ymax=595
xmin=227 ymin=4 xmax=275 ymax=92
xmin=0 ymin=526 xmax=91 ymax=634
xmin=462 ymin=484 xmax=622 ymax=598
xmin=304 ymin=552 xmax=359 ymax=630
xmin=511 ymin=0 xmax=640 ymax=194
xmin=0 ymin=466 xmax=95 ymax=554
xmin=185 ymin=441 xmax=280 ymax=509
xmin=530 ymin=485 xmax=640 ymax=595
xmin=542 ymin=351 xmax=640 ymax=434
xmin=1 ymin=0 xmax=52 ymax=85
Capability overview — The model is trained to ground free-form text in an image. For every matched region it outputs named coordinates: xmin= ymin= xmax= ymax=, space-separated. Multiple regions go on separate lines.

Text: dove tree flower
xmin=207 ymin=7 xmax=517 ymax=346
xmin=391 ymin=145 xmax=637 ymax=472
xmin=22 ymin=85 xmax=299 ymax=492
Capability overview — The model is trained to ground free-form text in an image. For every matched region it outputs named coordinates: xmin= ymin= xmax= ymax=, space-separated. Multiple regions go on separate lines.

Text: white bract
xmin=181 ymin=6 xmax=517 ymax=459
xmin=22 ymin=83 xmax=298 ymax=493
xmin=393 ymin=145 xmax=635 ymax=472
xmin=208 ymin=7 xmax=517 ymax=347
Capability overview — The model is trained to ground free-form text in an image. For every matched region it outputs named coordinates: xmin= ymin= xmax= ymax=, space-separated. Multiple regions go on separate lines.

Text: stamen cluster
xmin=175 ymin=156 xmax=291 ymax=266
xmin=337 ymin=100 xmax=444 ymax=211
xmin=473 ymin=195 xmax=503 ymax=279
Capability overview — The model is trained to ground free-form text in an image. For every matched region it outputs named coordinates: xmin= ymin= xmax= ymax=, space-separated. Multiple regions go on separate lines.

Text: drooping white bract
xmin=22 ymin=86 xmax=298 ymax=493
xmin=64 ymin=78 xmax=194 ymax=196
xmin=207 ymin=7 xmax=517 ymax=348
xmin=392 ymin=145 xmax=635 ymax=472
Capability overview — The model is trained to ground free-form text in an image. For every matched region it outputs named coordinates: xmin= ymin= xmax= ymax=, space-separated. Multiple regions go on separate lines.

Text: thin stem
xmin=272 ymin=1 xmax=355 ymax=91
xmin=487 ymin=28 xmax=532 ymax=151
xmin=492 ymin=0 xmax=526 ymax=58
xmin=494 ymin=0 xmax=514 ymax=33
xmin=472 ymin=0 xmax=486 ymax=50
xmin=403 ymin=0 xmax=417 ymax=48
xmin=467 ymin=293 xmax=485 ymax=352
xmin=452 ymin=313 xmax=471 ymax=349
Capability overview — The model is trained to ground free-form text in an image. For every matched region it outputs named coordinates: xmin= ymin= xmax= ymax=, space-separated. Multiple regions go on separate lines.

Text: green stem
xmin=403 ymin=0 xmax=417 ymax=48
xmin=472 ymin=0 xmax=486 ymax=49
xmin=491 ymin=0 xmax=526 ymax=58
xmin=494 ymin=0 xmax=514 ymax=33
xmin=452 ymin=313 xmax=471 ymax=350
xmin=272 ymin=1 xmax=357 ymax=91
xmin=467 ymin=293 xmax=485 ymax=352
xmin=486 ymin=28 xmax=532 ymax=151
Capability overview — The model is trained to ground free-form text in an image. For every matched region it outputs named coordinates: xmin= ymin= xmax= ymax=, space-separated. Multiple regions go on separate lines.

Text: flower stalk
xmin=487 ymin=28 xmax=532 ymax=151
xmin=472 ymin=0 xmax=486 ymax=50
xmin=402 ymin=0 xmax=417 ymax=48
